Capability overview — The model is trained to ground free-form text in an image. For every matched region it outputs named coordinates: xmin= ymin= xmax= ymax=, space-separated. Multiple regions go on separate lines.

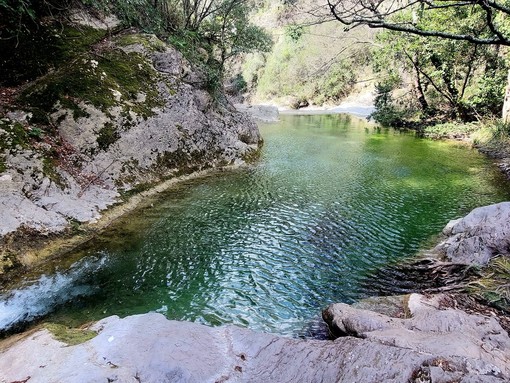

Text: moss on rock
xmin=0 ymin=24 xmax=106 ymax=87
xmin=18 ymin=33 xmax=165 ymax=125
xmin=44 ymin=323 xmax=97 ymax=346
xmin=96 ymin=122 xmax=120 ymax=151
xmin=116 ymin=33 xmax=167 ymax=52
xmin=0 ymin=120 xmax=30 ymax=151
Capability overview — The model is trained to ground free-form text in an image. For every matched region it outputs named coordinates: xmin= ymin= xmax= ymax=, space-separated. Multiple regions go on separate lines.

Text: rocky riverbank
xmin=0 ymin=14 xmax=262 ymax=278
xmin=0 ymin=294 xmax=508 ymax=382
xmin=1 ymin=202 xmax=510 ymax=382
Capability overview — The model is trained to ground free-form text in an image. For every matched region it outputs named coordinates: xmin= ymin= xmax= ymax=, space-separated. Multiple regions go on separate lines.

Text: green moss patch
xmin=19 ymin=44 xmax=164 ymax=122
xmin=155 ymin=148 xmax=209 ymax=176
xmin=96 ymin=122 xmax=120 ymax=150
xmin=0 ymin=120 xmax=30 ymax=151
xmin=117 ymin=33 xmax=167 ymax=52
xmin=44 ymin=323 xmax=97 ymax=346
xmin=42 ymin=156 xmax=66 ymax=188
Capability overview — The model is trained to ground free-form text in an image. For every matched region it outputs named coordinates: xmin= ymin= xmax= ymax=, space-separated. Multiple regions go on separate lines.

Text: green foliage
xmin=285 ymin=24 xmax=304 ymax=42
xmin=251 ymin=14 xmax=373 ymax=106
xmin=371 ymin=7 xmax=510 ymax=123
xmin=201 ymin=1 xmax=272 ymax=65
xmin=27 ymin=127 xmax=44 ymax=139
xmin=370 ymin=82 xmax=406 ymax=127
xmin=229 ymin=73 xmax=248 ymax=93
xmin=168 ymin=29 xmax=208 ymax=61
xmin=470 ymin=119 xmax=510 ymax=156
xmin=81 ymin=0 xmax=169 ymax=33
xmin=314 ymin=60 xmax=356 ymax=104
xmin=422 ymin=122 xmax=480 ymax=139
xmin=469 ymin=69 xmax=508 ymax=116
xmin=165 ymin=1 xmax=272 ymax=97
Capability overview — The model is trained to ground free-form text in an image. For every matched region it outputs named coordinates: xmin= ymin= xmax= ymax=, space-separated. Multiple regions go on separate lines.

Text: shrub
xmin=369 ymin=82 xmax=406 ymax=127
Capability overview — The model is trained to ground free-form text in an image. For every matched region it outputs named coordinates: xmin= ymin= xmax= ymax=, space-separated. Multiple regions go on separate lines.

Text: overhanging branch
xmin=327 ymin=0 xmax=510 ymax=46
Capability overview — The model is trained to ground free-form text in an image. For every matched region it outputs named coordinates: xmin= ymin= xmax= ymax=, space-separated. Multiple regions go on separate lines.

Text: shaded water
xmin=2 ymin=114 xmax=510 ymax=337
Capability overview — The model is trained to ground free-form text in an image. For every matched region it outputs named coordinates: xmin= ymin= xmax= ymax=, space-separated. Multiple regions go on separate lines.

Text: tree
xmin=372 ymin=10 xmax=508 ymax=121
xmin=326 ymin=0 xmax=510 ymax=120
xmin=201 ymin=0 xmax=272 ymax=67
xmin=327 ymin=0 xmax=510 ymax=45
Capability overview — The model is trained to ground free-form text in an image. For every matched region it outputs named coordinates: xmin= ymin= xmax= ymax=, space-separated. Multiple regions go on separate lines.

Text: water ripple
xmin=2 ymin=115 xmax=510 ymax=337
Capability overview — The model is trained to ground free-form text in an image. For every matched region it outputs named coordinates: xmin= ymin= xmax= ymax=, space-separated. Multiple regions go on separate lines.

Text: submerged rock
xmin=1 ymin=311 xmax=507 ymax=383
xmin=435 ymin=202 xmax=510 ymax=265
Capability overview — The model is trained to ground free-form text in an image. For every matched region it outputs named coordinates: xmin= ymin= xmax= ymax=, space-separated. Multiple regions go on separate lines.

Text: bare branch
xmin=327 ymin=0 xmax=510 ymax=45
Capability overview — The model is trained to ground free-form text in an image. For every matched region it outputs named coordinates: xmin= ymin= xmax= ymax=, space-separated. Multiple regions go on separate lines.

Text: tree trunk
xmin=503 ymin=69 xmax=510 ymax=123
xmin=414 ymin=69 xmax=429 ymax=113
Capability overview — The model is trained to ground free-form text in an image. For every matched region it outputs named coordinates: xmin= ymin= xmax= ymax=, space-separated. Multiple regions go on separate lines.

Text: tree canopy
xmin=322 ymin=0 xmax=510 ymax=124
xmin=327 ymin=0 xmax=510 ymax=46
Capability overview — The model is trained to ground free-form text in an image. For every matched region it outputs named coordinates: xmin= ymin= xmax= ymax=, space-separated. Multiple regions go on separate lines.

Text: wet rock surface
xmin=1 ymin=309 xmax=507 ymax=383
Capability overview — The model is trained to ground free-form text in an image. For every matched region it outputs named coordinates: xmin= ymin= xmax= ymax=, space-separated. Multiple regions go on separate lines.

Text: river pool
xmin=1 ymin=114 xmax=509 ymax=337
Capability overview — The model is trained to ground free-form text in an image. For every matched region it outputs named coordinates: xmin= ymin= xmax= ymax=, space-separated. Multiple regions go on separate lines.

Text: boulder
xmin=0 ymin=33 xmax=261 ymax=239
xmin=323 ymin=293 xmax=510 ymax=381
xmin=435 ymin=202 xmax=510 ymax=265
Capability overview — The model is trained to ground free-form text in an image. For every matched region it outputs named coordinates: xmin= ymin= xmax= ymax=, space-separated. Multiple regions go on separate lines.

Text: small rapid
xmin=0 ymin=256 xmax=108 ymax=333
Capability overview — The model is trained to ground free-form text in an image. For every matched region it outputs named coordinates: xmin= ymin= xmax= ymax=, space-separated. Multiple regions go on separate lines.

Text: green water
xmin=2 ymin=114 xmax=509 ymax=337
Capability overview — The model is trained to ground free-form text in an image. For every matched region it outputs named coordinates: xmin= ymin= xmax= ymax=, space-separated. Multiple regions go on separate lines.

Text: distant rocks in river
xmin=234 ymin=104 xmax=279 ymax=123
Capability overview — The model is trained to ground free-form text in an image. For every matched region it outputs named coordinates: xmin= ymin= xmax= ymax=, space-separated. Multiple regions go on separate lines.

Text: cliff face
xmin=0 ymin=16 xmax=261 ymax=268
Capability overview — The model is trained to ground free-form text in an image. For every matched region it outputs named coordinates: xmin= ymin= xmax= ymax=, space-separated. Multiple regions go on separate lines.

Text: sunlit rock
xmin=1 ymin=311 xmax=507 ymax=382
xmin=435 ymin=202 xmax=510 ymax=265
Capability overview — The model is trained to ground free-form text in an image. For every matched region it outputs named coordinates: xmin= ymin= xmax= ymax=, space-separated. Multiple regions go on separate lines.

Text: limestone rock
xmin=0 ymin=33 xmax=261 ymax=239
xmin=323 ymin=293 xmax=510 ymax=381
xmin=234 ymin=104 xmax=280 ymax=123
xmin=1 ymin=311 xmax=506 ymax=383
xmin=435 ymin=202 xmax=510 ymax=265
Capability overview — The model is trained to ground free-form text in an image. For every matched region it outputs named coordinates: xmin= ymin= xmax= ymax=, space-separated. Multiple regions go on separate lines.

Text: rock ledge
xmin=1 ymin=304 xmax=509 ymax=383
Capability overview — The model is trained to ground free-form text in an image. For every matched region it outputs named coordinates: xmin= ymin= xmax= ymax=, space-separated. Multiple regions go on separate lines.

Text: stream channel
xmin=1 ymin=113 xmax=510 ymax=338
